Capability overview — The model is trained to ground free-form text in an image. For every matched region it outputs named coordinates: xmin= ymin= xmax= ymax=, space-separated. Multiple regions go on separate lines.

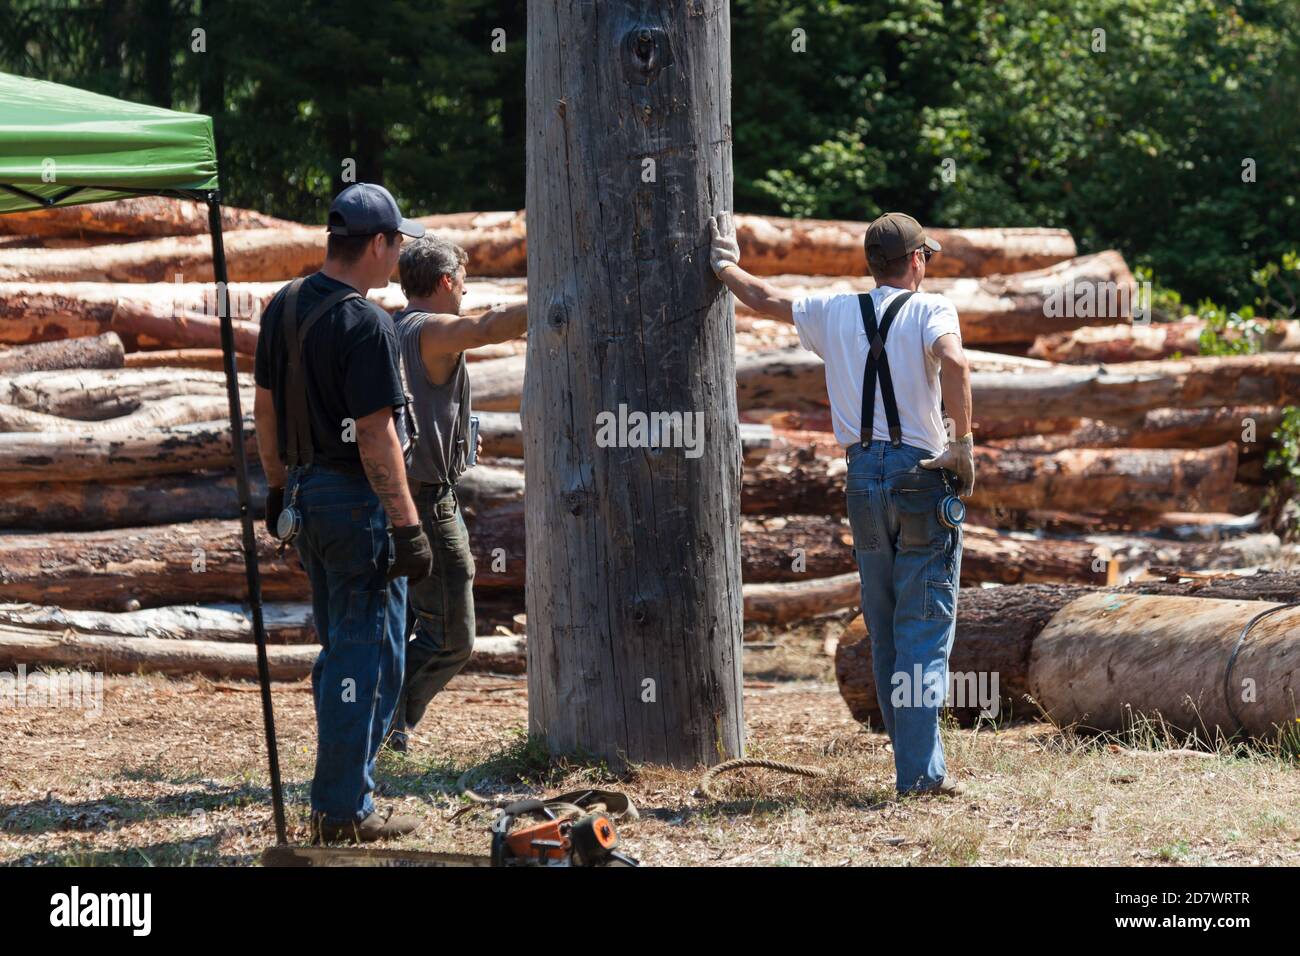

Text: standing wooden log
xmin=0 ymin=197 xmax=293 ymax=238
xmin=523 ymin=1 xmax=744 ymax=770
xmin=1029 ymin=592 xmax=1300 ymax=740
xmin=0 ymin=332 xmax=124 ymax=373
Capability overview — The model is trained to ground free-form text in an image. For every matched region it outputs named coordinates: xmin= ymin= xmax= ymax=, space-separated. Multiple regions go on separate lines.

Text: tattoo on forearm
xmin=360 ymin=456 xmax=410 ymax=525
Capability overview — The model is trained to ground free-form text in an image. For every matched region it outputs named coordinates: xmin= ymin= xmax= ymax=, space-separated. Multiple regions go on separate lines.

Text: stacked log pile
xmin=0 ymin=197 xmax=1294 ymax=740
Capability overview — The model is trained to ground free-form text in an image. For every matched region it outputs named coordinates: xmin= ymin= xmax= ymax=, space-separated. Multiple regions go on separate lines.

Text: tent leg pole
xmin=208 ymin=196 xmax=289 ymax=845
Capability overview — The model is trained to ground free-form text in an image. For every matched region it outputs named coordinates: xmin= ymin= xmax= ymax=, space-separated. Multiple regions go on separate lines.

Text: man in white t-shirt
xmin=709 ymin=210 xmax=974 ymax=798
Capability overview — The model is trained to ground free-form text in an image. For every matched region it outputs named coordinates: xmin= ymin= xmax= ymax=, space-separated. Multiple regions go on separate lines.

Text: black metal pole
xmin=207 ymin=193 xmax=288 ymax=845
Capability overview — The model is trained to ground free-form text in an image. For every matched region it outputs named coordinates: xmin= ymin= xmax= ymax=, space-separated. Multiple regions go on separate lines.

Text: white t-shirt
xmin=792 ymin=286 xmax=961 ymax=455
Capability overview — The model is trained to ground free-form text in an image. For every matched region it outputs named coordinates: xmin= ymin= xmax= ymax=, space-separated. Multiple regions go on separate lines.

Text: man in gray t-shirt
xmin=385 ymin=235 xmax=528 ymax=752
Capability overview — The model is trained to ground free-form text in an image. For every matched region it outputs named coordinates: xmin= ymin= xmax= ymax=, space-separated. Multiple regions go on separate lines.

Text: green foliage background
xmin=2 ymin=0 xmax=1297 ymax=304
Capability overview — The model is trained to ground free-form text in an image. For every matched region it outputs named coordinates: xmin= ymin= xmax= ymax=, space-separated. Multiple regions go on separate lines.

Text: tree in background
xmin=2 ymin=0 xmax=1297 ymax=303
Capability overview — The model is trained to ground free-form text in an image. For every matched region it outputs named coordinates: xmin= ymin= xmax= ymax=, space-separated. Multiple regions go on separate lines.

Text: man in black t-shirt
xmin=253 ymin=183 xmax=433 ymax=844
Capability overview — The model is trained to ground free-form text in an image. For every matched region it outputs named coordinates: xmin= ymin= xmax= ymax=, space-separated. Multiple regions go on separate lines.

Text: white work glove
xmin=920 ymin=433 xmax=976 ymax=499
xmin=708 ymin=213 xmax=740 ymax=275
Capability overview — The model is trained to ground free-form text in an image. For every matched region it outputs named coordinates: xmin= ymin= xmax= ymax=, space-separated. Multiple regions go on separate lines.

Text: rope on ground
xmin=699 ymin=757 xmax=829 ymax=800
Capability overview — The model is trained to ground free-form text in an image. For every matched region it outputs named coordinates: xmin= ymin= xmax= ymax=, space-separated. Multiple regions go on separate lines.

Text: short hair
xmin=326 ymin=230 xmax=399 ymax=265
xmin=868 ymin=251 xmax=914 ymax=285
xmin=398 ymin=235 xmax=469 ymax=297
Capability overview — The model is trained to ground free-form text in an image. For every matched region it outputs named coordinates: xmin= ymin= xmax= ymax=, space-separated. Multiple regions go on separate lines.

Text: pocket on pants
xmin=845 ymin=487 xmax=881 ymax=552
xmin=924 ymin=579 xmax=956 ymax=620
xmin=340 ymin=589 xmax=388 ymax=644
xmin=893 ymin=484 xmax=945 ymax=550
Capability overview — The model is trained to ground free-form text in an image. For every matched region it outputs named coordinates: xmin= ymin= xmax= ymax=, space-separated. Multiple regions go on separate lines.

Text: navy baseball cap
xmin=327 ymin=183 xmax=425 ymax=238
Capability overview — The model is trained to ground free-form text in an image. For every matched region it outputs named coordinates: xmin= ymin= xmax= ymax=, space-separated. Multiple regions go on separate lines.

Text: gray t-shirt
xmin=393 ymin=310 xmax=472 ymax=485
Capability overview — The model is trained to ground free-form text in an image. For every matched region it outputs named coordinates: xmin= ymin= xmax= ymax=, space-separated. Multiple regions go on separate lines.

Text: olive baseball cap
xmin=327 ymin=183 xmax=425 ymax=238
xmin=864 ymin=212 xmax=941 ymax=267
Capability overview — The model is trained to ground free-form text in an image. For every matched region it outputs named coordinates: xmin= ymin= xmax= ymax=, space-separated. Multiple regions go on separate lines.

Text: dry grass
xmin=2 ymin=623 xmax=1298 ymax=867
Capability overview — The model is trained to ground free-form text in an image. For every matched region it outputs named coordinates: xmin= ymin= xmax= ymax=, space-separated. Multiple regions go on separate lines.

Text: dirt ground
xmin=2 ymin=622 xmax=1298 ymax=867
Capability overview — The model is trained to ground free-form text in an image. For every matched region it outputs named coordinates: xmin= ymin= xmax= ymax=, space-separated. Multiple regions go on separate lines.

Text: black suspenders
xmin=280 ymin=278 xmax=363 ymax=470
xmin=856 ymin=290 xmax=915 ymax=448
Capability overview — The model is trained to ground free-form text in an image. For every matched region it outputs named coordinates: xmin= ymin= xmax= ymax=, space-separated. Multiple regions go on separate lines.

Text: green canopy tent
xmin=0 ymin=72 xmax=288 ymax=843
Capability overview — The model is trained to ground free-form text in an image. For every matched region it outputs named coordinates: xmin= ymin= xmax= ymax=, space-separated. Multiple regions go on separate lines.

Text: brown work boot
xmin=903 ymin=778 xmax=966 ymax=799
xmin=311 ymin=807 xmax=420 ymax=845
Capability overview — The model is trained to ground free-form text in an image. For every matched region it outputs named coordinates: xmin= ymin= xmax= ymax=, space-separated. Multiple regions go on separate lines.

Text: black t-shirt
xmin=254 ymin=272 xmax=407 ymax=474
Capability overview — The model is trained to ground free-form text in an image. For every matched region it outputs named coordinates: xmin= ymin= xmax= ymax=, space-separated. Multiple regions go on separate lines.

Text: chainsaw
xmin=491 ymin=798 xmax=638 ymax=867
xmin=262 ymin=789 xmax=639 ymax=867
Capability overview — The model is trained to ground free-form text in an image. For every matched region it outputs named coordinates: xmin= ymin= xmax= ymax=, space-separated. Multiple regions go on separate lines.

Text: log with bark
xmin=985 ymin=406 xmax=1283 ymax=453
xmin=0 ymin=207 xmax=1079 ymax=283
xmin=739 ymin=442 xmax=1239 ymax=515
xmin=0 ymin=279 xmax=521 ymax=350
xmin=975 ymin=352 xmax=1300 ymax=426
xmin=0 ymin=280 xmax=262 ymax=350
xmin=0 ymin=507 xmax=1264 ymax=613
xmin=0 ymin=602 xmax=528 ymax=679
xmin=743 ymin=573 xmax=860 ymax=625
xmin=0 ymin=367 xmax=247 ymax=420
xmin=1028 ymin=592 xmax=1300 ymax=740
xmin=0 ymin=227 xmax=324 ymax=284
xmin=733 ymin=215 xmax=1077 ymax=278
xmin=423 ymin=212 xmax=1078 ymax=278
xmin=0 ymin=601 xmax=315 ymax=644
xmin=836 ymin=570 xmax=1300 ymax=729
xmin=746 ymin=252 xmax=1134 ymax=345
xmin=0 ymin=513 xmax=1110 ymax=611
xmin=0 ymin=197 xmax=293 ymax=239
xmin=123 ymin=348 xmax=255 ymax=373
xmin=0 ymin=626 xmax=529 ymax=681
xmin=1030 ymin=317 xmax=1300 ymax=363
xmin=0 ymin=395 xmax=231 ymax=434
xmin=0 ymin=418 xmax=256 ymax=482
xmin=0 ymin=469 xmax=265 ymax=530
xmin=0 ymin=332 xmax=125 ymax=373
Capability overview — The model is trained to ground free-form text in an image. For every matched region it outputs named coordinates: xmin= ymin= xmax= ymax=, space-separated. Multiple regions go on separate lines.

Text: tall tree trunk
xmin=524 ymin=0 xmax=744 ymax=770
xmin=142 ymin=0 xmax=174 ymax=107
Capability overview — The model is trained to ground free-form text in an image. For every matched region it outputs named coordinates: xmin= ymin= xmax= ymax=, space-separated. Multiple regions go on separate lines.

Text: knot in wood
xmin=546 ymin=300 xmax=569 ymax=332
xmin=621 ymin=25 xmax=672 ymax=86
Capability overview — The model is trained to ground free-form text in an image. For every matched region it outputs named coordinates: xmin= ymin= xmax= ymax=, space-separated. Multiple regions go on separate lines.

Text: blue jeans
xmin=844 ymin=440 xmax=963 ymax=793
xmin=289 ymin=466 xmax=407 ymax=823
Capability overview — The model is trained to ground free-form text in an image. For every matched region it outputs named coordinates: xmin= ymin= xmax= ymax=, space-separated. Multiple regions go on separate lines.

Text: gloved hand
xmin=266 ymin=486 xmax=285 ymax=538
xmin=920 ymin=433 xmax=976 ymax=498
xmin=389 ymin=524 xmax=433 ymax=583
xmin=708 ymin=213 xmax=740 ymax=275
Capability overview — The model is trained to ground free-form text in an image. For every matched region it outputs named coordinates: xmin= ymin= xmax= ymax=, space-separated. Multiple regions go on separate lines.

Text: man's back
xmin=254 ymin=272 xmax=407 ymax=473
xmin=792 ymin=287 xmax=961 ymax=455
